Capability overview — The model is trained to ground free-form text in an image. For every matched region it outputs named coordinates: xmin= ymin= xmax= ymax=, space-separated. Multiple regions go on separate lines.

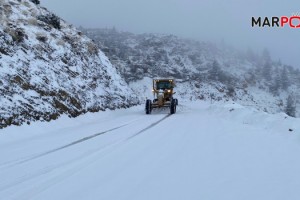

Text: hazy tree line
xmin=82 ymin=28 xmax=299 ymax=117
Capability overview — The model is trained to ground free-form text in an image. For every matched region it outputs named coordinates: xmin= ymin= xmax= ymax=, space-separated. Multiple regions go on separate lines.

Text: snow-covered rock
xmin=0 ymin=0 xmax=138 ymax=128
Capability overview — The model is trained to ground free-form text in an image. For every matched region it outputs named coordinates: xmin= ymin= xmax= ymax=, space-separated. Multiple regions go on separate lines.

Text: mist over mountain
xmin=82 ymin=27 xmax=299 ymax=116
xmin=0 ymin=0 xmax=299 ymax=130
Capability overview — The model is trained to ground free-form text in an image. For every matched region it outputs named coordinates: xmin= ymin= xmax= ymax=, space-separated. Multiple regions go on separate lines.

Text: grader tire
xmin=145 ymin=99 xmax=152 ymax=114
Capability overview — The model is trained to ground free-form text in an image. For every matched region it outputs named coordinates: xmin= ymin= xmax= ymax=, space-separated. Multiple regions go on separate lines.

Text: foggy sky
xmin=41 ymin=0 xmax=299 ymax=68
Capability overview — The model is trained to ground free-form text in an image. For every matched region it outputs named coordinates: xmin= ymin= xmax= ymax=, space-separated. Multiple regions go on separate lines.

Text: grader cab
xmin=145 ymin=78 xmax=178 ymax=114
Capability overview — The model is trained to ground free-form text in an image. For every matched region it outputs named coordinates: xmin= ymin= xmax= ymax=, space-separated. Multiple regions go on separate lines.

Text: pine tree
xmin=269 ymin=72 xmax=280 ymax=96
xmin=285 ymin=95 xmax=296 ymax=117
xmin=246 ymin=47 xmax=257 ymax=63
xmin=209 ymin=60 xmax=221 ymax=81
xmin=261 ymin=48 xmax=271 ymax=63
xmin=262 ymin=61 xmax=272 ymax=82
xmin=281 ymin=67 xmax=289 ymax=90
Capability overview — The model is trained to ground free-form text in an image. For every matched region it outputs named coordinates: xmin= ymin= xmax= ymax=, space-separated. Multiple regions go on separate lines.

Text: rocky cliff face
xmin=0 ymin=0 xmax=138 ymax=128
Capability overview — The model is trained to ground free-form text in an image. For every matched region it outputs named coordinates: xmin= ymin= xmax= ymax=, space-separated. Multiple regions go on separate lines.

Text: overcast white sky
xmin=41 ymin=0 xmax=299 ymax=68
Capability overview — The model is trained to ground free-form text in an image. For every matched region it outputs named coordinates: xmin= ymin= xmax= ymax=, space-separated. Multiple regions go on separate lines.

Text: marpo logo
xmin=252 ymin=13 xmax=300 ymax=28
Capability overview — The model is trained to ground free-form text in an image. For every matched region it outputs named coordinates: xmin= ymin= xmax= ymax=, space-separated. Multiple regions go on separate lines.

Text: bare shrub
xmin=0 ymin=7 xmax=5 ymax=24
xmin=87 ymin=41 xmax=99 ymax=55
xmin=30 ymin=9 xmax=37 ymax=17
xmin=5 ymin=27 xmax=27 ymax=43
xmin=22 ymin=10 xmax=29 ymax=16
xmin=56 ymin=39 xmax=65 ymax=47
xmin=22 ymin=0 xmax=31 ymax=8
xmin=37 ymin=13 xmax=61 ymax=30
xmin=226 ymin=86 xmax=235 ymax=97
xmin=36 ymin=32 xmax=48 ymax=43
xmin=30 ymin=0 xmax=40 ymax=5
xmin=28 ymin=17 xmax=38 ymax=26
xmin=8 ymin=0 xmax=19 ymax=6
xmin=3 ymin=4 xmax=12 ymax=16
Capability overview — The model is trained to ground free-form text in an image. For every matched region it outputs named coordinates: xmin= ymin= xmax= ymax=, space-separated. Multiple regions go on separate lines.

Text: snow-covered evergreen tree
xmin=262 ymin=61 xmax=272 ymax=82
xmin=209 ymin=60 xmax=221 ymax=81
xmin=285 ymin=95 xmax=296 ymax=117
xmin=281 ymin=67 xmax=290 ymax=90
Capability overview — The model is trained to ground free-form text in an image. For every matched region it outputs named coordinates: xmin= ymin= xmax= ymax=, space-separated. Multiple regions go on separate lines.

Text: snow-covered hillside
xmin=83 ymin=28 xmax=300 ymax=117
xmin=0 ymin=101 xmax=299 ymax=199
xmin=0 ymin=1 xmax=138 ymax=128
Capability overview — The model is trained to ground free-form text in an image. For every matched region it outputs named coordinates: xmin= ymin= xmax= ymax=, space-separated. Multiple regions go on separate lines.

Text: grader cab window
xmin=156 ymin=81 xmax=172 ymax=90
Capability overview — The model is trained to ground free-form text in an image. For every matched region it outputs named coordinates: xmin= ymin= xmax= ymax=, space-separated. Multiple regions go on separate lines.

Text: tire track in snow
xmin=126 ymin=114 xmax=171 ymax=140
xmin=2 ymin=112 xmax=173 ymax=169
xmin=0 ymin=114 xmax=172 ymax=196
xmin=0 ymin=139 xmax=123 ymax=195
xmin=0 ymin=121 xmax=134 ymax=169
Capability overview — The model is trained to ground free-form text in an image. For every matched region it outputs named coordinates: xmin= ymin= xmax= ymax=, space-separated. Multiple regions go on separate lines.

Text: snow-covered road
xmin=0 ymin=102 xmax=299 ymax=200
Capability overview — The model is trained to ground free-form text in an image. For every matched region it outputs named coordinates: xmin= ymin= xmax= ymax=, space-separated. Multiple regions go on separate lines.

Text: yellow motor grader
xmin=145 ymin=78 xmax=178 ymax=114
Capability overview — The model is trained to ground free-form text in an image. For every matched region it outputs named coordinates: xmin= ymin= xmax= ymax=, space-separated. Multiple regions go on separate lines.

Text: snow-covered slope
xmin=83 ymin=28 xmax=300 ymax=117
xmin=0 ymin=101 xmax=299 ymax=199
xmin=0 ymin=1 xmax=138 ymax=128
